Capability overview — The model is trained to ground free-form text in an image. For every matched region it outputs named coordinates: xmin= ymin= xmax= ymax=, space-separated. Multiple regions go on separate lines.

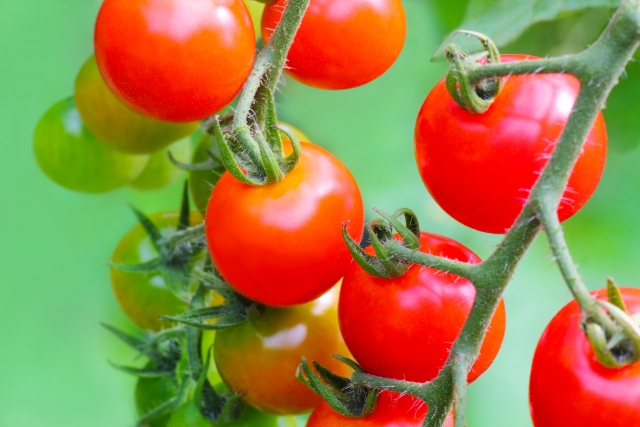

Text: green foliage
xmin=459 ymin=0 xmax=620 ymax=45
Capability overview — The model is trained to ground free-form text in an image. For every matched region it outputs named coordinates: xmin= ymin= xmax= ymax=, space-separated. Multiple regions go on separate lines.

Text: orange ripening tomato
xmin=213 ymin=286 xmax=352 ymax=415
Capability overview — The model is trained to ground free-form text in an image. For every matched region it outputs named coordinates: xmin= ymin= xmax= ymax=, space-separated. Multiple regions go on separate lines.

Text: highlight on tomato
xmin=94 ymin=0 xmax=256 ymax=122
xmin=415 ymin=54 xmax=607 ymax=234
xmin=33 ymin=97 xmax=148 ymax=193
xmin=75 ymin=56 xmax=199 ymax=154
xmin=529 ymin=287 xmax=640 ymax=427
xmin=111 ymin=211 xmax=202 ymax=331
xmin=213 ymin=286 xmax=352 ymax=415
xmin=206 ymin=141 xmax=364 ymax=307
xmin=262 ymin=0 xmax=406 ymax=90
xmin=339 ymin=231 xmax=506 ymax=383
xmin=307 ymin=392 xmax=454 ymax=427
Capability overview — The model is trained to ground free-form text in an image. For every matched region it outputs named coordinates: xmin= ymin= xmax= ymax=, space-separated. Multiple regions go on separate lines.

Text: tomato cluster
xmin=34 ymin=0 xmax=640 ymax=426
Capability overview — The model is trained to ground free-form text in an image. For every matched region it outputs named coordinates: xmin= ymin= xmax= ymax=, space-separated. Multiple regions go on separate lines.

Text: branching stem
xmin=341 ymin=2 xmax=640 ymax=426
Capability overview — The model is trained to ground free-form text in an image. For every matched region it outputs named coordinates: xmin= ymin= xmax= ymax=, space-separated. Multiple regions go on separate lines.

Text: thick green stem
xmin=233 ymin=0 xmax=310 ymax=130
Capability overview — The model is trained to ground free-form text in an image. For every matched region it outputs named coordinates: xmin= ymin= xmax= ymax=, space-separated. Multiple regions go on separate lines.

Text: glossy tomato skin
xmin=262 ymin=0 xmax=406 ymax=90
xmin=529 ymin=287 xmax=640 ymax=427
xmin=95 ymin=0 xmax=256 ymax=122
xmin=307 ymin=392 xmax=454 ymax=427
xmin=339 ymin=232 xmax=506 ymax=383
xmin=214 ymin=287 xmax=352 ymax=415
xmin=111 ymin=211 xmax=202 ymax=331
xmin=75 ymin=56 xmax=198 ymax=154
xmin=415 ymin=54 xmax=607 ymax=234
xmin=33 ymin=98 xmax=148 ymax=193
xmin=206 ymin=141 xmax=364 ymax=307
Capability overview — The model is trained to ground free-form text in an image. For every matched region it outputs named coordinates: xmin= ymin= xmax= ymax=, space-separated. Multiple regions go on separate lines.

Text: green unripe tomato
xmin=75 ymin=56 xmax=199 ymax=154
xmin=131 ymin=137 xmax=192 ymax=191
xmin=135 ymin=366 xmax=179 ymax=427
xmin=189 ymin=123 xmax=310 ymax=214
xmin=33 ymin=97 xmax=148 ymax=193
xmin=167 ymin=400 xmax=295 ymax=427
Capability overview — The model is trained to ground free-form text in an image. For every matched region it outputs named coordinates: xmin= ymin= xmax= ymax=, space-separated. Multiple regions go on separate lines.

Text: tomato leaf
xmin=457 ymin=0 xmax=620 ymax=46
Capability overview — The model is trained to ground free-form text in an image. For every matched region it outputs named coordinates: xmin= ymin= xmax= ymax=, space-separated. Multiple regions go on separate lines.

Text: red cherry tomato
xmin=529 ymin=287 xmax=640 ymax=427
xmin=213 ymin=287 xmax=352 ymax=415
xmin=206 ymin=141 xmax=364 ymax=307
xmin=261 ymin=0 xmax=406 ymax=90
xmin=307 ymin=392 xmax=454 ymax=427
xmin=415 ymin=54 xmax=607 ymax=234
xmin=339 ymin=232 xmax=506 ymax=383
xmin=95 ymin=0 xmax=256 ymax=122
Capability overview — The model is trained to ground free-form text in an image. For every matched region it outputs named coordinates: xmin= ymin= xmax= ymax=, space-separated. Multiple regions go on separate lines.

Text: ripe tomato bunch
xmin=32 ymin=0 xmax=640 ymax=426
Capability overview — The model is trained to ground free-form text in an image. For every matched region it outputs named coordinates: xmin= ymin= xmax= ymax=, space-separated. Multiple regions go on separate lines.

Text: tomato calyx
xmin=216 ymin=88 xmax=303 ymax=186
xmin=343 ymin=208 xmax=421 ymax=279
xmin=109 ymin=184 xmax=205 ymax=301
xmin=161 ymin=267 xmax=262 ymax=331
xmin=583 ymin=278 xmax=640 ymax=368
xmin=442 ymin=31 xmax=504 ymax=114
xmin=297 ymin=355 xmax=381 ymax=418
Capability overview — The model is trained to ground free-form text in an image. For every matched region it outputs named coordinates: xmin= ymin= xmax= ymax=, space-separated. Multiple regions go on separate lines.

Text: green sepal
xmin=136 ymin=395 xmax=180 ymax=427
xmin=296 ymin=357 xmax=380 ymax=419
xmin=178 ymin=181 xmax=190 ymax=231
xmin=106 ymin=258 xmax=163 ymax=273
xmin=131 ymin=206 xmax=164 ymax=252
xmin=255 ymin=128 xmax=285 ymax=184
xmin=216 ymin=118 xmax=263 ymax=185
xmin=373 ymin=208 xmax=421 ymax=250
xmin=194 ymin=347 xmax=244 ymax=423
xmin=108 ymin=362 xmax=173 ymax=378
xmin=607 ymin=277 xmax=627 ymax=313
xmin=168 ymin=150 xmax=218 ymax=171
xmin=192 ymin=268 xmax=238 ymax=300
xmin=585 ymin=322 xmax=621 ymax=368
xmin=342 ymin=223 xmax=390 ymax=278
xmin=160 ymin=304 xmax=254 ymax=330
xmin=103 ymin=324 xmax=182 ymax=381
xmin=259 ymin=86 xmax=284 ymax=158
xmin=597 ymin=300 xmax=640 ymax=359
xmin=275 ymin=124 xmax=302 ymax=175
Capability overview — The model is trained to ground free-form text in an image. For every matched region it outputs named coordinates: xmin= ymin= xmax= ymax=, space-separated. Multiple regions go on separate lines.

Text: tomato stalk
xmin=206 ymin=0 xmax=311 ymax=186
xmin=299 ymin=1 xmax=640 ymax=426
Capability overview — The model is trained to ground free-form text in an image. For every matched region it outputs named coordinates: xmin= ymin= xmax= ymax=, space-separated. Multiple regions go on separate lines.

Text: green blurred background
xmin=2 ymin=1 xmax=639 ymax=426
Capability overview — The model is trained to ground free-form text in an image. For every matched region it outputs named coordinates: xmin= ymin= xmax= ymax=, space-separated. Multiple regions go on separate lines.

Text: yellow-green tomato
xmin=33 ymin=97 xmax=148 ymax=193
xmin=111 ymin=211 xmax=202 ymax=331
xmin=213 ymin=286 xmax=351 ymax=415
xmin=75 ymin=56 xmax=199 ymax=154
xmin=189 ymin=123 xmax=310 ymax=214
xmin=131 ymin=137 xmax=192 ymax=191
